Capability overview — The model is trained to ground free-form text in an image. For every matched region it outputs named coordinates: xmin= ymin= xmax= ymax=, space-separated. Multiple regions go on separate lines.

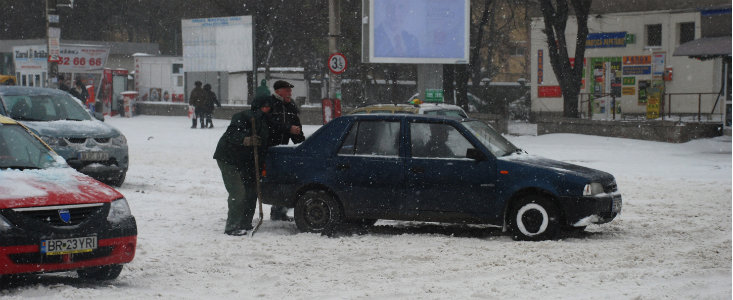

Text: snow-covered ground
xmin=2 ymin=115 xmax=731 ymax=299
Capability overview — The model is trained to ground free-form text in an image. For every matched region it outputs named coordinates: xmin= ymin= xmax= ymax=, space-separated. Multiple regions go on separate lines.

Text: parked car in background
xmin=0 ymin=86 xmax=128 ymax=186
xmin=0 ymin=115 xmax=137 ymax=280
xmin=350 ymin=102 xmax=468 ymax=118
xmin=407 ymin=92 xmax=488 ymax=113
xmin=261 ymin=114 xmax=622 ymax=241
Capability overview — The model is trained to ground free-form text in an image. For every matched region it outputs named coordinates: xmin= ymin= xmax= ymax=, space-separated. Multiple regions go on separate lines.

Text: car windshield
xmin=3 ymin=93 xmax=91 ymax=122
xmin=462 ymin=120 xmax=519 ymax=157
xmin=0 ymin=124 xmax=64 ymax=170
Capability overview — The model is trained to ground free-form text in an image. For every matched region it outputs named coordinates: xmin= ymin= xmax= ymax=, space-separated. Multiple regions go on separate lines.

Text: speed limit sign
xmin=328 ymin=53 xmax=347 ymax=74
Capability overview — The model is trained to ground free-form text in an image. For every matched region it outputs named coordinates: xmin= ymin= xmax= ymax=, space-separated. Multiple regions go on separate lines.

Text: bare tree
xmin=540 ymin=0 xmax=591 ymax=118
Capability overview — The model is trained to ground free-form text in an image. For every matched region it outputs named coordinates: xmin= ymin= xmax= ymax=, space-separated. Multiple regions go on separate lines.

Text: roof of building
xmin=0 ymin=39 xmax=159 ymax=55
xmin=673 ymin=36 xmax=732 ymax=58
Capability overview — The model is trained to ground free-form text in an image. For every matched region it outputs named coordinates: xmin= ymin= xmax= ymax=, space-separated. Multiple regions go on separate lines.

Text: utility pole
xmin=328 ymin=0 xmax=341 ymax=99
xmin=46 ymin=0 xmax=60 ymax=88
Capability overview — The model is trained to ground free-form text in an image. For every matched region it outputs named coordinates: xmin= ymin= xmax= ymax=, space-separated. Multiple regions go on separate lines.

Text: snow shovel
xmin=250 ymin=117 xmax=265 ymax=236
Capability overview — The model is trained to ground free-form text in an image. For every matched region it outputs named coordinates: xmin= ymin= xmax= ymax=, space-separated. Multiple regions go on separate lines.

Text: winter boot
xmin=191 ymin=118 xmax=197 ymax=128
xmin=207 ymin=119 xmax=214 ymax=128
xmin=200 ymin=119 xmax=206 ymax=129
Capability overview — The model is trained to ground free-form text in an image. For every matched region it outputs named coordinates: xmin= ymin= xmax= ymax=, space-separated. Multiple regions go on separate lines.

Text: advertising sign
xmin=367 ymin=0 xmax=470 ymax=64
xmin=622 ymin=87 xmax=635 ymax=96
xmin=622 ymin=66 xmax=651 ymax=75
xmin=586 ymin=32 xmax=627 ymax=48
xmin=13 ymin=46 xmax=48 ymax=71
xmin=57 ymin=45 xmax=110 ymax=73
xmin=622 ymin=55 xmax=651 ymax=65
xmin=537 ymin=50 xmax=543 ymax=84
xmin=13 ymin=44 xmax=109 ymax=73
xmin=652 ymin=52 xmax=666 ymax=77
xmin=182 ymin=16 xmax=254 ymax=72
xmin=538 ymin=86 xmax=562 ymax=98
xmin=47 ymin=27 xmax=61 ymax=62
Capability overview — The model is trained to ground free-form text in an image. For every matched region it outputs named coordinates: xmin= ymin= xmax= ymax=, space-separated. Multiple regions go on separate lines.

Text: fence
xmin=578 ymin=92 xmax=723 ymax=122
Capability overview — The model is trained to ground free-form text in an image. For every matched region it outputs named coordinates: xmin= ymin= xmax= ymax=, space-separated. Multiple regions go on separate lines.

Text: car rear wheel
xmin=294 ymin=190 xmax=342 ymax=233
xmin=508 ymin=195 xmax=560 ymax=241
xmin=77 ymin=264 xmax=123 ymax=280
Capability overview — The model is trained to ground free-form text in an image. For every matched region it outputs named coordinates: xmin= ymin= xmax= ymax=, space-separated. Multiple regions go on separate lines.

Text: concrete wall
xmin=537 ymin=118 xmax=722 ymax=143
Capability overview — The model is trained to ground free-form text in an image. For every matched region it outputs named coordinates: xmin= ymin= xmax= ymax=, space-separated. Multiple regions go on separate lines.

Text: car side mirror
xmin=93 ymin=112 xmax=105 ymax=122
xmin=466 ymin=148 xmax=487 ymax=161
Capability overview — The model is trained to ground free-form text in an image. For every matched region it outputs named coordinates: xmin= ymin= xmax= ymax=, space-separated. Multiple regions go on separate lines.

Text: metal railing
xmin=578 ymin=92 xmax=723 ymax=121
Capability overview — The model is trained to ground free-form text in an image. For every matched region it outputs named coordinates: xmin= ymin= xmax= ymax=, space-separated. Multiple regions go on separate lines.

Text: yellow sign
xmin=622 ymin=87 xmax=635 ymax=95
xmin=646 ymin=96 xmax=660 ymax=119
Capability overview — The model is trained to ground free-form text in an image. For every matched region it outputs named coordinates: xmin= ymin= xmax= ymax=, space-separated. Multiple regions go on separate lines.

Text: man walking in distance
xmin=251 ymin=80 xmax=305 ymax=221
xmin=189 ymin=81 xmax=206 ymax=128
xmin=213 ymin=99 xmax=272 ymax=236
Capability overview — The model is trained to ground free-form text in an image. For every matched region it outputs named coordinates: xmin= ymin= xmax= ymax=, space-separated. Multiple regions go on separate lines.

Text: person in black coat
xmin=213 ymin=98 xmax=271 ymax=236
xmin=69 ymin=79 xmax=89 ymax=103
xmin=251 ymin=80 xmax=305 ymax=221
xmin=203 ymin=83 xmax=221 ymax=128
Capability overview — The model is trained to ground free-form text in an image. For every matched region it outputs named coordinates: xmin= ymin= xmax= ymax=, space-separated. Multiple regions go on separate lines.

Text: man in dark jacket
xmin=251 ymin=80 xmax=305 ymax=221
xmin=189 ymin=81 xmax=206 ymax=128
xmin=213 ymin=98 xmax=271 ymax=236
xmin=203 ymin=83 xmax=221 ymax=128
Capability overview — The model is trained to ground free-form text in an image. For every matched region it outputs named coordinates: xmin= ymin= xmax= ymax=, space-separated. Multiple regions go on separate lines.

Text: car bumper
xmin=261 ymin=181 xmax=298 ymax=207
xmin=0 ymin=235 xmax=137 ymax=275
xmin=559 ymin=192 xmax=622 ymax=226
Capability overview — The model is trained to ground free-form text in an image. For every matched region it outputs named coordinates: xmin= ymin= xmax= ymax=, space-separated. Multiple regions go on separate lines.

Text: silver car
xmin=0 ymin=86 xmax=128 ymax=186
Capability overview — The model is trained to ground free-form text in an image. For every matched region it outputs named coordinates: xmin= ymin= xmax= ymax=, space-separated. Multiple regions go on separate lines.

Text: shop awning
xmin=673 ymin=36 xmax=732 ymax=59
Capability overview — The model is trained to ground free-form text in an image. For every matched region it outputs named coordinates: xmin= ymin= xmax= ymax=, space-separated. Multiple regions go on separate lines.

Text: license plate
xmin=41 ymin=236 xmax=97 ymax=255
xmin=611 ymin=196 xmax=622 ymax=213
xmin=78 ymin=151 xmax=109 ymax=161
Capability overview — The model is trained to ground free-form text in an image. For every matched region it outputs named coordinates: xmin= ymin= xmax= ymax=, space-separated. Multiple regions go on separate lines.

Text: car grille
xmin=12 ymin=203 xmax=104 ymax=226
xmin=67 ymin=137 xmax=87 ymax=144
xmin=8 ymin=246 xmax=113 ymax=264
xmin=94 ymin=137 xmax=110 ymax=143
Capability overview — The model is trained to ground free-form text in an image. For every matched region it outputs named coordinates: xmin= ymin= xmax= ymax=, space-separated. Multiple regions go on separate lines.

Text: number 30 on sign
xmin=328 ymin=53 xmax=347 ymax=74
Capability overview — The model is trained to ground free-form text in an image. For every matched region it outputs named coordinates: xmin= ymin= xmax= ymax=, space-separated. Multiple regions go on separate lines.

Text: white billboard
xmin=365 ymin=0 xmax=470 ymax=64
xmin=181 ymin=16 xmax=254 ymax=72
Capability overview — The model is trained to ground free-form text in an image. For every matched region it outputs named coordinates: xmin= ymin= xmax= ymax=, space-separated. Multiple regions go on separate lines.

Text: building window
xmin=172 ymin=63 xmax=183 ymax=74
xmin=510 ymin=42 xmax=527 ymax=56
xmin=679 ymin=22 xmax=695 ymax=44
xmin=646 ymin=24 xmax=662 ymax=47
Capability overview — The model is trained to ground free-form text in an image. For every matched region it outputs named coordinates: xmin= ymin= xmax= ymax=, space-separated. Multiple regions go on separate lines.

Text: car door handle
xmin=410 ymin=166 xmax=425 ymax=173
xmin=337 ymin=163 xmax=350 ymax=170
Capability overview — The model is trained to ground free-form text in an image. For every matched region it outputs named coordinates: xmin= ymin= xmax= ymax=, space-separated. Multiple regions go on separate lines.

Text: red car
xmin=0 ymin=115 xmax=136 ymax=280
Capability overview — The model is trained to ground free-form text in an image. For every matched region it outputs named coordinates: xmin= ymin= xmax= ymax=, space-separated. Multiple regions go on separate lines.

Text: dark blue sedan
xmin=262 ymin=114 xmax=621 ymax=240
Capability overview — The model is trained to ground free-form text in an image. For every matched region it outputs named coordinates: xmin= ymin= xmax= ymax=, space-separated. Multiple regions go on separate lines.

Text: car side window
xmin=338 ymin=120 xmax=400 ymax=157
xmin=410 ymin=122 xmax=473 ymax=159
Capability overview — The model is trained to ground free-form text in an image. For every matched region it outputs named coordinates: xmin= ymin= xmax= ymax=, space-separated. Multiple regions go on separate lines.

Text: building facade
xmin=530 ymin=3 xmax=731 ymax=122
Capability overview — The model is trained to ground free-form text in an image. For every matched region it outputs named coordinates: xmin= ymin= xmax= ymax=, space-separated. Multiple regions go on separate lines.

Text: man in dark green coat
xmin=213 ymin=98 xmax=271 ymax=236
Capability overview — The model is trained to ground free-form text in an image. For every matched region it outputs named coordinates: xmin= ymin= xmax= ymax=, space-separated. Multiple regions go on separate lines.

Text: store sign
xmin=537 ymin=50 xmax=543 ymax=84
xmin=622 ymin=87 xmax=635 ymax=95
xmin=623 ymin=55 xmax=651 ymax=65
xmin=13 ymin=46 xmax=48 ymax=71
xmin=586 ymin=32 xmax=627 ymax=48
xmin=623 ymin=66 xmax=651 ymax=75
xmin=622 ymin=77 xmax=636 ymax=85
xmin=538 ymin=86 xmax=562 ymax=98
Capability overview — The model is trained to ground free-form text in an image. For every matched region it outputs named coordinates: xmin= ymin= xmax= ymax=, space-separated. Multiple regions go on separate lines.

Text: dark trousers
xmin=217 ymin=160 xmax=257 ymax=232
xmin=193 ymin=107 xmax=207 ymax=127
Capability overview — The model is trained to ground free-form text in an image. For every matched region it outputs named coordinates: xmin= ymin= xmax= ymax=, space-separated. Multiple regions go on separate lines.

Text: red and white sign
xmin=47 ymin=27 xmax=61 ymax=62
xmin=328 ymin=53 xmax=347 ymax=74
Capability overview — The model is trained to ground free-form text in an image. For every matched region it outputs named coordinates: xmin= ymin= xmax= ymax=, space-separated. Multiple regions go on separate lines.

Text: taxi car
xmin=261 ymin=114 xmax=622 ymax=241
xmin=0 ymin=86 xmax=128 ymax=186
xmin=349 ymin=102 xmax=468 ymax=118
xmin=0 ymin=115 xmax=137 ymax=280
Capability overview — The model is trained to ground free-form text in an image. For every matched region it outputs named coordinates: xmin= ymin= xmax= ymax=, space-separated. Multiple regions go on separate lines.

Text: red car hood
xmin=0 ymin=168 xmax=123 ymax=209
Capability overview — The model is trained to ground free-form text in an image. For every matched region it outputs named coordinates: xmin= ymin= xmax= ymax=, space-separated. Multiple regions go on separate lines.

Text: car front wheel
xmin=294 ymin=190 xmax=342 ymax=233
xmin=77 ymin=264 xmax=123 ymax=280
xmin=508 ymin=195 xmax=560 ymax=241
